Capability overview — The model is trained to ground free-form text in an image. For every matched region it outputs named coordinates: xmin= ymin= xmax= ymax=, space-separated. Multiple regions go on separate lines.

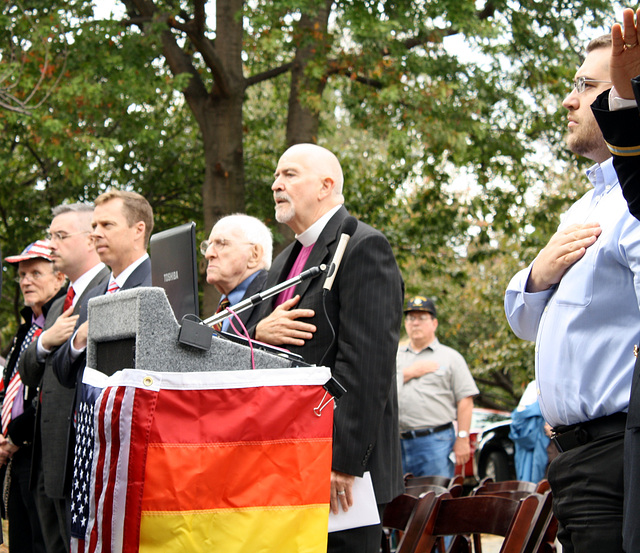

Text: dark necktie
xmin=213 ymin=297 xmax=230 ymax=332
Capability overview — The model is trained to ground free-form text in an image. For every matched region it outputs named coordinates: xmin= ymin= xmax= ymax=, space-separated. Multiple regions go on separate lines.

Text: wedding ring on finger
xmin=625 ymin=41 xmax=638 ymax=49
xmin=337 ymin=490 xmax=346 ymax=496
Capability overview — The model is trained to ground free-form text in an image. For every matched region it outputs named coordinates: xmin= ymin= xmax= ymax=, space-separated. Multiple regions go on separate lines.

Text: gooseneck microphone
xmin=319 ymin=216 xmax=358 ymax=367
xmin=323 ymin=216 xmax=358 ymax=292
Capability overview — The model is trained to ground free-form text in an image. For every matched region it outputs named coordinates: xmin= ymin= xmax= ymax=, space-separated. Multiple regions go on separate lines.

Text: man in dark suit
xmin=590 ymin=9 xmax=640 ymax=552
xmin=254 ymin=143 xmax=404 ymax=553
xmin=19 ymin=203 xmax=109 ymax=552
xmin=52 ymin=189 xmax=153 ymax=389
xmin=203 ymin=214 xmax=271 ymax=335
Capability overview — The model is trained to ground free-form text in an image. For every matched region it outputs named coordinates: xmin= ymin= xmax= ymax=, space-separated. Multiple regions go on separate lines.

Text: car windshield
xmin=471 ymin=410 xmax=510 ymax=430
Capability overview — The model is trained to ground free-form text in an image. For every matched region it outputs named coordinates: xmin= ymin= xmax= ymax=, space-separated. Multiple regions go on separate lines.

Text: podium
xmin=72 ymin=288 xmax=334 ymax=553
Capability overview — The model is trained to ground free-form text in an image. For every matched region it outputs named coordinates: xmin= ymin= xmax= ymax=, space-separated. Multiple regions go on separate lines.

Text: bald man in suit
xmin=254 ymin=144 xmax=404 ymax=553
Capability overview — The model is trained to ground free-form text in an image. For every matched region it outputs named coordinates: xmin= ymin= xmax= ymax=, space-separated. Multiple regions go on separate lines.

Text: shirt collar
xmin=224 ymin=271 xmax=260 ymax=307
xmin=110 ymin=253 xmax=149 ymax=289
xmin=70 ymin=263 xmax=106 ymax=303
xmin=586 ymin=157 xmax=617 ymax=195
xmin=405 ymin=337 xmax=440 ymax=354
xmin=295 ymin=205 xmax=343 ymax=247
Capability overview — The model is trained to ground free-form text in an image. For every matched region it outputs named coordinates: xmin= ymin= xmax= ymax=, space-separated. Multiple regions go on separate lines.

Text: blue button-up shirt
xmin=505 ymin=158 xmax=640 ymax=427
xmin=219 ymin=271 xmax=260 ymax=333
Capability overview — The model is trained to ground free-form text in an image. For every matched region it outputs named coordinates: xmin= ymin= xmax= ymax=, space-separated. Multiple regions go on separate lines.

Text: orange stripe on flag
xmin=141 ymin=438 xmax=333 ymax=511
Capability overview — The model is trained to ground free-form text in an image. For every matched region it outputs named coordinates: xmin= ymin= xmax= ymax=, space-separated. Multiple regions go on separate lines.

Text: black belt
xmin=551 ymin=412 xmax=627 ymax=453
xmin=401 ymin=422 xmax=453 ymax=440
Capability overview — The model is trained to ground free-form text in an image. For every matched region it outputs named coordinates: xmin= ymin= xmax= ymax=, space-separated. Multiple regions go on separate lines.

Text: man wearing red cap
xmin=1 ymin=240 xmax=66 ymax=553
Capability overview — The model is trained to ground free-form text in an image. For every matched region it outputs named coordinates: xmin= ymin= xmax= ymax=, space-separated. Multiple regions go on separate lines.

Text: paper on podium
xmin=328 ymin=471 xmax=380 ymax=532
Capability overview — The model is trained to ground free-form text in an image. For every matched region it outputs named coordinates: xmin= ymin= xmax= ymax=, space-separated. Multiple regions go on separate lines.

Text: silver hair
xmin=214 ymin=214 xmax=273 ymax=270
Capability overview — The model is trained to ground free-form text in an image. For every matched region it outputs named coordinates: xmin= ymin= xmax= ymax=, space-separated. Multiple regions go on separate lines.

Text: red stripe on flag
xmin=149 ymin=385 xmax=333 ymax=444
xmin=122 ymin=388 xmax=159 ymax=553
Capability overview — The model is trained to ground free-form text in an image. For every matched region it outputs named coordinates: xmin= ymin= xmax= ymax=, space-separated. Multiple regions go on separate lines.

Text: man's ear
xmin=247 ymin=244 xmax=263 ymax=269
xmin=317 ymin=176 xmax=335 ymax=201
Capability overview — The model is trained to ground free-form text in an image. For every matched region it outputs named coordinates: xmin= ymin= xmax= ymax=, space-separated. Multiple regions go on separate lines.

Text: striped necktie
xmin=212 ymin=298 xmax=230 ymax=332
xmin=1 ymin=323 xmax=42 ymax=435
xmin=107 ymin=281 xmax=120 ymax=294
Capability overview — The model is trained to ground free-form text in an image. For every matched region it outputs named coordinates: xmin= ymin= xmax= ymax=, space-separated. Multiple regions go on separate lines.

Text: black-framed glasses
xmin=572 ymin=76 xmax=611 ymax=94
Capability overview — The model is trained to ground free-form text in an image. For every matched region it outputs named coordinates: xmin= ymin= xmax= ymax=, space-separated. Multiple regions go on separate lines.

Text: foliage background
xmin=0 ymin=0 xmax=615 ymax=408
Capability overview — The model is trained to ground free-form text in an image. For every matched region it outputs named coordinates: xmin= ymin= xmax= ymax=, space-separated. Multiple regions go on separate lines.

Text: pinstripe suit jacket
xmin=258 ymin=206 xmax=404 ymax=504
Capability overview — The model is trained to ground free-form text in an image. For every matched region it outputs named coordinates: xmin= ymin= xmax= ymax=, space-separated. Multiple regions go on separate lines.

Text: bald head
xmin=272 ymin=144 xmax=345 ymax=234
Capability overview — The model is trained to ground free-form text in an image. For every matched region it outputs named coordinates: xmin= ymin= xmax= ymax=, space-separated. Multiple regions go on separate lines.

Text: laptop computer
xmin=150 ymin=222 xmax=199 ymax=321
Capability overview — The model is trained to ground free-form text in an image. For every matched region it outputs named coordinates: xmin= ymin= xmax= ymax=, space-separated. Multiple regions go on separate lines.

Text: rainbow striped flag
xmin=72 ymin=366 xmax=334 ymax=553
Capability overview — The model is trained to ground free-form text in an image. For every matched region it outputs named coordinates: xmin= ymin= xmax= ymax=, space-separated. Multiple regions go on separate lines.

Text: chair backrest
xmin=404 ymin=474 xmax=464 ymax=489
xmin=404 ymin=483 xmax=449 ymax=498
xmin=381 ymin=492 xmax=441 ymax=553
xmin=416 ymin=492 xmax=551 ymax=553
xmin=473 ymin=479 xmax=538 ymax=495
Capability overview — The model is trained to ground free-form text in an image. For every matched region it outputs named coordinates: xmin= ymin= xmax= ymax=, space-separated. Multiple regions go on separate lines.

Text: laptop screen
xmin=150 ymin=222 xmax=199 ymax=321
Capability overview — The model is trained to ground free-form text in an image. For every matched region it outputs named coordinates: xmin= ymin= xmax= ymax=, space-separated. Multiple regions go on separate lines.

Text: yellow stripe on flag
xmin=139 ymin=505 xmax=329 ymax=553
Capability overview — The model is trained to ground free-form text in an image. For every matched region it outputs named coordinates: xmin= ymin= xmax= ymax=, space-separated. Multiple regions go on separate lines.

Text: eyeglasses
xmin=406 ymin=313 xmax=433 ymax=322
xmin=572 ymin=76 xmax=612 ymax=94
xmin=14 ymin=270 xmax=55 ymax=283
xmin=46 ymin=230 xmax=90 ymax=242
xmin=200 ymin=238 xmax=253 ymax=255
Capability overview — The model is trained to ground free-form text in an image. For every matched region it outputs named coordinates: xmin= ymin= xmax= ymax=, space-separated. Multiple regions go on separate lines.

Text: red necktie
xmin=63 ymin=286 xmax=75 ymax=312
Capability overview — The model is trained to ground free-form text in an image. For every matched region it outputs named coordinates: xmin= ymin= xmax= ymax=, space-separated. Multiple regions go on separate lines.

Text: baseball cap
xmin=404 ymin=295 xmax=436 ymax=317
xmin=5 ymin=240 xmax=54 ymax=264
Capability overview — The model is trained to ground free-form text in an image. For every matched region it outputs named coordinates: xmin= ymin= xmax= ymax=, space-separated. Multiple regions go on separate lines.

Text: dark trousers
xmin=327 ymin=504 xmax=385 ymax=553
xmin=7 ymin=448 xmax=46 ymax=553
xmin=32 ymin=453 xmax=69 ymax=553
xmin=547 ymin=429 xmax=624 ymax=553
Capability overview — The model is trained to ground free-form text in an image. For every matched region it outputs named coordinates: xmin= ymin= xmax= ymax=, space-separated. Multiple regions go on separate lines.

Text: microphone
xmin=203 ymin=264 xmax=327 ymax=328
xmin=323 ymin=216 xmax=358 ymax=292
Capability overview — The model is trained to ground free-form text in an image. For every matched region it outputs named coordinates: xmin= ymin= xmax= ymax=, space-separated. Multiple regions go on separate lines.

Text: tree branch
xmin=245 ymin=62 xmax=294 ymax=87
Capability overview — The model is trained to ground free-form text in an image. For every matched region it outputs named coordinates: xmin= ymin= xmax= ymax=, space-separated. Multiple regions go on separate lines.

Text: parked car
xmin=454 ymin=407 xmax=513 ymax=482
xmin=473 ymin=418 xmax=517 ymax=482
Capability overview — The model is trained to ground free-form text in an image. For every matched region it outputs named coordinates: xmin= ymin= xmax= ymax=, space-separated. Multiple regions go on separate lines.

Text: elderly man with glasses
xmin=396 ymin=295 xmax=478 ymax=479
xmin=202 ymin=214 xmax=272 ymax=335
xmin=1 ymin=239 xmax=66 ymax=553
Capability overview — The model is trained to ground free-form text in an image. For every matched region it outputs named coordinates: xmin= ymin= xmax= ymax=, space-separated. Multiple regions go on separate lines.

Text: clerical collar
xmin=296 ymin=205 xmax=342 ymax=247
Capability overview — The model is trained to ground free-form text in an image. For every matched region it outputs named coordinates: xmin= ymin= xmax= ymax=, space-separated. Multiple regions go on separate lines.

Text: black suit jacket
xmin=19 ymin=266 xmax=109 ymax=498
xmin=592 ymin=86 xmax=640 ymax=552
xmin=592 ymin=84 xmax=640 ymax=219
xmin=51 ymin=257 xmax=152 ymax=389
xmin=257 ymin=206 xmax=404 ymax=504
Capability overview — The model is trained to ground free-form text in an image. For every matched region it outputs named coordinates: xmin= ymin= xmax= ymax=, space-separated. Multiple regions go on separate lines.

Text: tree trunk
xmin=285 ymin=0 xmax=333 ymax=146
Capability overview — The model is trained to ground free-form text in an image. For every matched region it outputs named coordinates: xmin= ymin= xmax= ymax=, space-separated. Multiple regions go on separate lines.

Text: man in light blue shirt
xmin=505 ymin=35 xmax=640 ymax=553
